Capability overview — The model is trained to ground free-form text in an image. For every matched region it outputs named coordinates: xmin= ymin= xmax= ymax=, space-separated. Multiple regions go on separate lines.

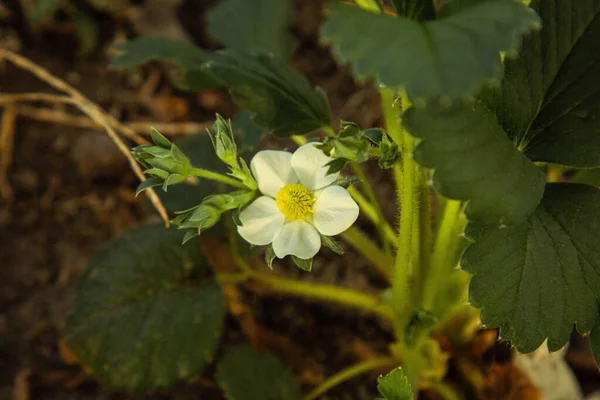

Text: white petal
xmin=250 ymin=150 xmax=298 ymax=197
xmin=313 ymin=185 xmax=359 ymax=236
xmin=291 ymin=143 xmax=339 ymax=191
xmin=237 ymin=196 xmax=285 ymax=246
xmin=272 ymin=220 xmax=321 ymax=259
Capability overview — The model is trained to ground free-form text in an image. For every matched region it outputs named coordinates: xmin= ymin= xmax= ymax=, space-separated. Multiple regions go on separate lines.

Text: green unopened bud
xmin=209 ymin=114 xmax=238 ymax=167
xmin=132 ymin=128 xmax=193 ymax=195
xmin=363 ymin=128 xmax=399 ymax=169
xmin=172 ymin=190 xmax=256 ymax=242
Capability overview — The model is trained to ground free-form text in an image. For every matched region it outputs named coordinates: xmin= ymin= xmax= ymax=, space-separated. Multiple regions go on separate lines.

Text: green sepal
xmin=135 ymin=178 xmax=163 ymax=196
xmin=182 ymin=229 xmax=199 ymax=244
xmin=265 ymin=245 xmax=276 ymax=269
xmin=150 ymin=128 xmax=172 ymax=148
xmin=325 ymin=158 xmax=349 ymax=175
xmin=291 ymin=256 xmax=312 ymax=272
xmin=320 ymin=234 xmax=344 ymax=255
xmin=332 ymin=176 xmax=361 ymax=189
xmin=232 ymin=208 xmax=243 ymax=227
xmin=143 ymin=168 xmax=169 ymax=179
xmin=162 ymin=173 xmax=186 ymax=192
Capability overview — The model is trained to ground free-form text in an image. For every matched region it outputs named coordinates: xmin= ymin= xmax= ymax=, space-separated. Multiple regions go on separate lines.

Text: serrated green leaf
xmin=322 ymin=0 xmax=540 ymax=102
xmin=207 ymin=0 xmax=295 ymax=61
xmin=202 ymin=53 xmax=331 ymax=137
xmin=377 ymin=367 xmax=412 ymax=400
xmin=291 ymin=256 xmax=312 ymax=272
xmin=462 ymin=183 xmax=600 ymax=352
xmin=483 ymin=0 xmax=600 ymax=168
xmin=217 ymin=345 xmax=300 ymax=400
xmin=109 ymin=37 xmax=220 ymax=90
xmin=403 ymin=103 xmax=545 ymax=225
xmin=64 ymin=224 xmax=226 ymax=391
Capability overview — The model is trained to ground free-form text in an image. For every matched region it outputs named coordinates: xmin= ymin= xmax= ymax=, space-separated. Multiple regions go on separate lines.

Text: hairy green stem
xmin=422 ymin=199 xmax=463 ymax=311
xmin=302 ymin=357 xmax=397 ymax=400
xmin=189 ymin=167 xmax=247 ymax=189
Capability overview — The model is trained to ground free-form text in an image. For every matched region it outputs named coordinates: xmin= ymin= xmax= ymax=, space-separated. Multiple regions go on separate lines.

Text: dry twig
xmin=0 ymin=104 xmax=16 ymax=200
xmin=13 ymin=105 xmax=213 ymax=135
xmin=0 ymin=49 xmax=170 ymax=225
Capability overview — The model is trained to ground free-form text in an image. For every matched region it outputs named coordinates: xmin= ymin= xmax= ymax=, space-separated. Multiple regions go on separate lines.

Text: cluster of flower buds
xmin=317 ymin=121 xmax=399 ymax=173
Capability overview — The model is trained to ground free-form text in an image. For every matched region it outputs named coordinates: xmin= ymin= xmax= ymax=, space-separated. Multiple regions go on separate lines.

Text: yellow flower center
xmin=275 ymin=183 xmax=314 ymax=220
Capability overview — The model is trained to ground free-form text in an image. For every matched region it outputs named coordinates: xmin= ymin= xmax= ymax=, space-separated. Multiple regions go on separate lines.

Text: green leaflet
xmin=206 ymin=0 xmax=295 ymax=61
xmin=109 ymin=37 xmax=220 ymax=90
xmin=403 ymin=103 xmax=545 ymax=225
xmin=322 ymin=0 xmax=540 ymax=102
xmin=483 ymin=0 xmax=600 ymax=168
xmin=202 ymin=53 xmax=331 ymax=137
xmin=391 ymin=0 xmax=435 ymax=20
xmin=64 ymin=224 xmax=226 ymax=391
xmin=462 ymin=183 xmax=600 ymax=352
xmin=377 ymin=367 xmax=412 ymax=400
xmin=217 ymin=345 xmax=300 ymax=400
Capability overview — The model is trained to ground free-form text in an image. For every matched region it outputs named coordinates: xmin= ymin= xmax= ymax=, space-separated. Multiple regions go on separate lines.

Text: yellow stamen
xmin=275 ymin=183 xmax=314 ymax=220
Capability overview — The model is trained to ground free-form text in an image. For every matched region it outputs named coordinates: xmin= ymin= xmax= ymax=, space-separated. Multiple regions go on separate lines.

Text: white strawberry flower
xmin=237 ymin=143 xmax=359 ymax=260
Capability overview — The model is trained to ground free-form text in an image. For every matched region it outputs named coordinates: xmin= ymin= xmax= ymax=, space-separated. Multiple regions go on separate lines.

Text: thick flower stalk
xmin=237 ymin=143 xmax=360 ymax=260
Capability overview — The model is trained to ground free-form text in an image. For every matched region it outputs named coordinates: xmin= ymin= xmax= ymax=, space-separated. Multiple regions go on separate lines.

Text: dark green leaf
xmin=403 ymin=103 xmax=545 ymax=225
xmin=482 ymin=0 xmax=600 ymax=168
xmin=391 ymin=0 xmax=435 ymax=20
xmin=217 ymin=345 xmax=301 ymax=400
xmin=64 ymin=224 xmax=226 ymax=391
xmin=320 ymin=235 xmax=344 ymax=255
xmin=232 ymin=110 xmax=265 ymax=151
xmin=377 ymin=367 xmax=412 ymax=400
xmin=109 ymin=37 xmax=220 ymax=90
xmin=571 ymin=168 xmax=600 ymax=187
xmin=291 ymin=256 xmax=312 ymax=272
xmin=202 ymin=53 xmax=331 ymax=137
xmin=322 ymin=0 xmax=540 ymax=102
xmin=462 ymin=183 xmax=600 ymax=352
xmin=135 ymin=177 xmax=163 ymax=196
xmin=206 ymin=0 xmax=295 ymax=61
